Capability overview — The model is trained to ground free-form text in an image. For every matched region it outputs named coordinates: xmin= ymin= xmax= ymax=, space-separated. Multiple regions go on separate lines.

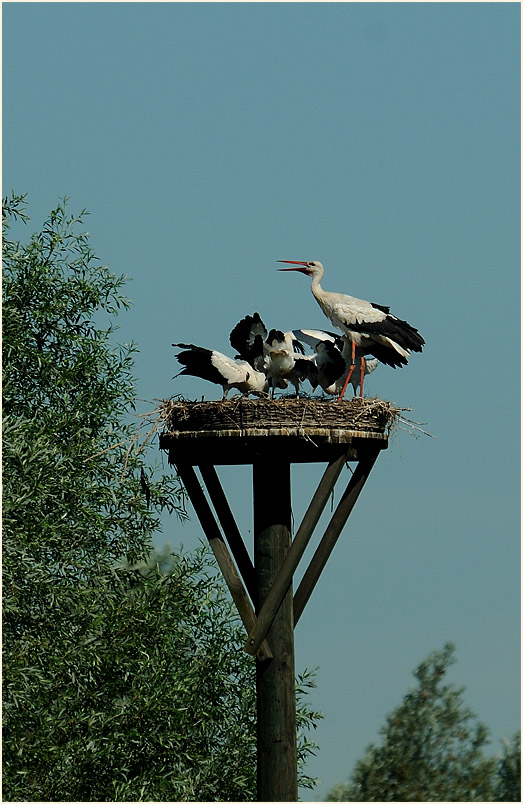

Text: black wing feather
xmin=371 ymin=302 xmax=391 ymax=314
xmin=230 ymin=313 xmax=267 ymax=361
xmin=350 ymin=315 xmax=425 ymax=353
xmin=174 ymin=345 xmax=226 ymax=386
xmin=321 ymin=341 xmax=347 ymax=383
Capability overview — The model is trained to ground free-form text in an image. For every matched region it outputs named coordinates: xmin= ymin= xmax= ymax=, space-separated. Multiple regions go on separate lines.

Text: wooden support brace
xmin=175 ymin=463 xmax=272 ymax=662
xmin=198 ymin=464 xmax=257 ymax=605
xmin=293 ymin=444 xmax=381 ymax=626
xmin=244 ymin=451 xmax=347 ymax=656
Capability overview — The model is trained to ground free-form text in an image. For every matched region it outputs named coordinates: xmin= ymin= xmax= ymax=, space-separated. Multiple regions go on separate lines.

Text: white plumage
xmin=279 ymin=260 xmax=424 ymax=399
xmin=292 ymin=329 xmax=379 ymax=396
xmin=263 ymin=328 xmax=315 ymax=396
xmin=230 ymin=314 xmax=316 ymax=397
xmin=173 ymin=343 xmax=268 ymax=400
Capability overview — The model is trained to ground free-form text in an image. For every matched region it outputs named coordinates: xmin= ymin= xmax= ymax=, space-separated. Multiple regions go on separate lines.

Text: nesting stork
xmin=293 ymin=329 xmax=379 ymax=396
xmin=230 ymin=313 xmax=315 ymax=396
xmin=264 ymin=328 xmax=316 ymax=396
xmin=173 ymin=343 xmax=268 ymax=400
xmin=292 ymin=329 xmax=346 ymax=392
xmin=279 ymin=261 xmax=424 ymax=400
xmin=229 ymin=312 xmax=267 ymax=372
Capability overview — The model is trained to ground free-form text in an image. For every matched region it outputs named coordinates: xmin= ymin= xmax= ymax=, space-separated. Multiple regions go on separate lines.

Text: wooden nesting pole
xmin=159 ymin=397 xmax=395 ymax=802
xmin=253 ymin=456 xmax=297 ymax=801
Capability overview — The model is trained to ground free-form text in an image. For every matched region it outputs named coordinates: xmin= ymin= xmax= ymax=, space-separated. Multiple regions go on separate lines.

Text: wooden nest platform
xmin=159 ymin=397 xmax=398 ymax=465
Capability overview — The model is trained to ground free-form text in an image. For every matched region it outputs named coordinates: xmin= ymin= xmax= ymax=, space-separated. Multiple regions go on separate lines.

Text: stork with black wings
xmin=230 ymin=313 xmax=316 ymax=396
xmin=279 ymin=261 xmax=424 ymax=400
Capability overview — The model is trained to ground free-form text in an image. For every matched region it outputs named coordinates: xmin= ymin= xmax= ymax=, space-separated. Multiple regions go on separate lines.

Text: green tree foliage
xmin=494 ymin=732 xmax=521 ymax=803
xmin=2 ymin=195 xmax=321 ymax=800
xmin=5 ymin=544 xmax=260 ymax=801
xmin=296 ymin=668 xmax=324 ymax=791
xmin=326 ymin=643 xmax=520 ymax=802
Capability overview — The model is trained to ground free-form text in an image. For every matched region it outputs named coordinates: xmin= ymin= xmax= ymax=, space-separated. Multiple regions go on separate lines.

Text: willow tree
xmin=2 ymin=195 xmax=321 ymax=800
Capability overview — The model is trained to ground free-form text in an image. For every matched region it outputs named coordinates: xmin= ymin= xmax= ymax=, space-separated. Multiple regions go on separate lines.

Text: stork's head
xmin=277 ymin=260 xmax=324 ymax=278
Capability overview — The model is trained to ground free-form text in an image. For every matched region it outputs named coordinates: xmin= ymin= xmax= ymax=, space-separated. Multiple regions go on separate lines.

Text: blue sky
xmin=3 ymin=2 xmax=520 ymax=799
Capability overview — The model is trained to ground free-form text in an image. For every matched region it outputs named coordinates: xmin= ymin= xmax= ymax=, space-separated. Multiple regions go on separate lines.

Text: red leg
xmin=337 ymin=364 xmax=355 ymax=402
xmin=337 ymin=341 xmax=356 ymax=403
xmin=359 ymin=356 xmax=365 ymax=398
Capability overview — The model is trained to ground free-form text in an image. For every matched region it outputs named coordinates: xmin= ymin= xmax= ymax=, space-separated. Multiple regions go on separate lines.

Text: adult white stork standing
xmin=279 ymin=261 xmax=425 ymax=400
xmin=172 ymin=343 xmax=269 ymax=400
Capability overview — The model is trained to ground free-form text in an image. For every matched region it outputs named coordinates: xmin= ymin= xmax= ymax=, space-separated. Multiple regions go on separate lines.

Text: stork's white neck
xmin=309 ymin=269 xmax=324 ymax=298
xmin=311 ymin=263 xmax=324 ymax=295
xmin=308 ymin=265 xmax=340 ymax=326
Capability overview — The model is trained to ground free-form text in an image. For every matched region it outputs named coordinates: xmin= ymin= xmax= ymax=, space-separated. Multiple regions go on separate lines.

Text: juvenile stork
xmin=264 ymin=328 xmax=316 ymax=396
xmin=230 ymin=313 xmax=315 ymax=396
xmin=173 ymin=343 xmax=268 ymax=400
xmin=293 ymin=329 xmax=379 ymax=397
xmin=279 ymin=260 xmax=424 ymax=400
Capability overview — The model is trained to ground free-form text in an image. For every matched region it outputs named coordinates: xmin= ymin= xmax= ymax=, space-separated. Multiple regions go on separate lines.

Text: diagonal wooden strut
xmin=293 ymin=444 xmax=381 ymax=626
xmin=198 ymin=463 xmax=257 ymax=605
xmin=244 ymin=451 xmax=347 ymax=656
xmin=175 ymin=463 xmax=272 ymax=662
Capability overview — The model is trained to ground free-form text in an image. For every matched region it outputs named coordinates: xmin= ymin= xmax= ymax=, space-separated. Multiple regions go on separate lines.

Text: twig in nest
xmin=299 ymin=400 xmax=309 ymax=429
xmin=298 ymin=428 xmax=319 ymax=447
xmin=396 ymin=414 xmax=437 ymax=439
xmin=297 ymin=400 xmax=319 ymax=446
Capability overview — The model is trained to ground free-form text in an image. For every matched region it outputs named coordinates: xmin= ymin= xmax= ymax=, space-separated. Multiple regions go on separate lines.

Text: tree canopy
xmin=326 ymin=643 xmax=520 ymax=802
xmin=2 ymin=194 xmax=321 ymax=800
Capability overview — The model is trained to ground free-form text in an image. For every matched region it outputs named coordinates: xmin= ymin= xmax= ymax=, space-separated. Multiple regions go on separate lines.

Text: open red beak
xmin=277 ymin=260 xmax=309 ymax=273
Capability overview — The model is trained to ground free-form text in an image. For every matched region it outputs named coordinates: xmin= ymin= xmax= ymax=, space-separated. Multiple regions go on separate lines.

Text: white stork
xmin=291 ymin=329 xmax=346 ymax=392
xmin=292 ymin=328 xmax=379 ymax=397
xmin=229 ymin=312 xmax=267 ymax=372
xmin=230 ymin=314 xmax=316 ymax=396
xmin=173 ymin=343 xmax=268 ymax=400
xmin=264 ymin=328 xmax=317 ymax=396
xmin=279 ymin=260 xmax=424 ymax=400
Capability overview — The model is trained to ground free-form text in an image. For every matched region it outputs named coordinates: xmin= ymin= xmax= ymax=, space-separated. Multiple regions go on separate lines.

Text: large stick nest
xmin=159 ymin=396 xmax=399 ymax=442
